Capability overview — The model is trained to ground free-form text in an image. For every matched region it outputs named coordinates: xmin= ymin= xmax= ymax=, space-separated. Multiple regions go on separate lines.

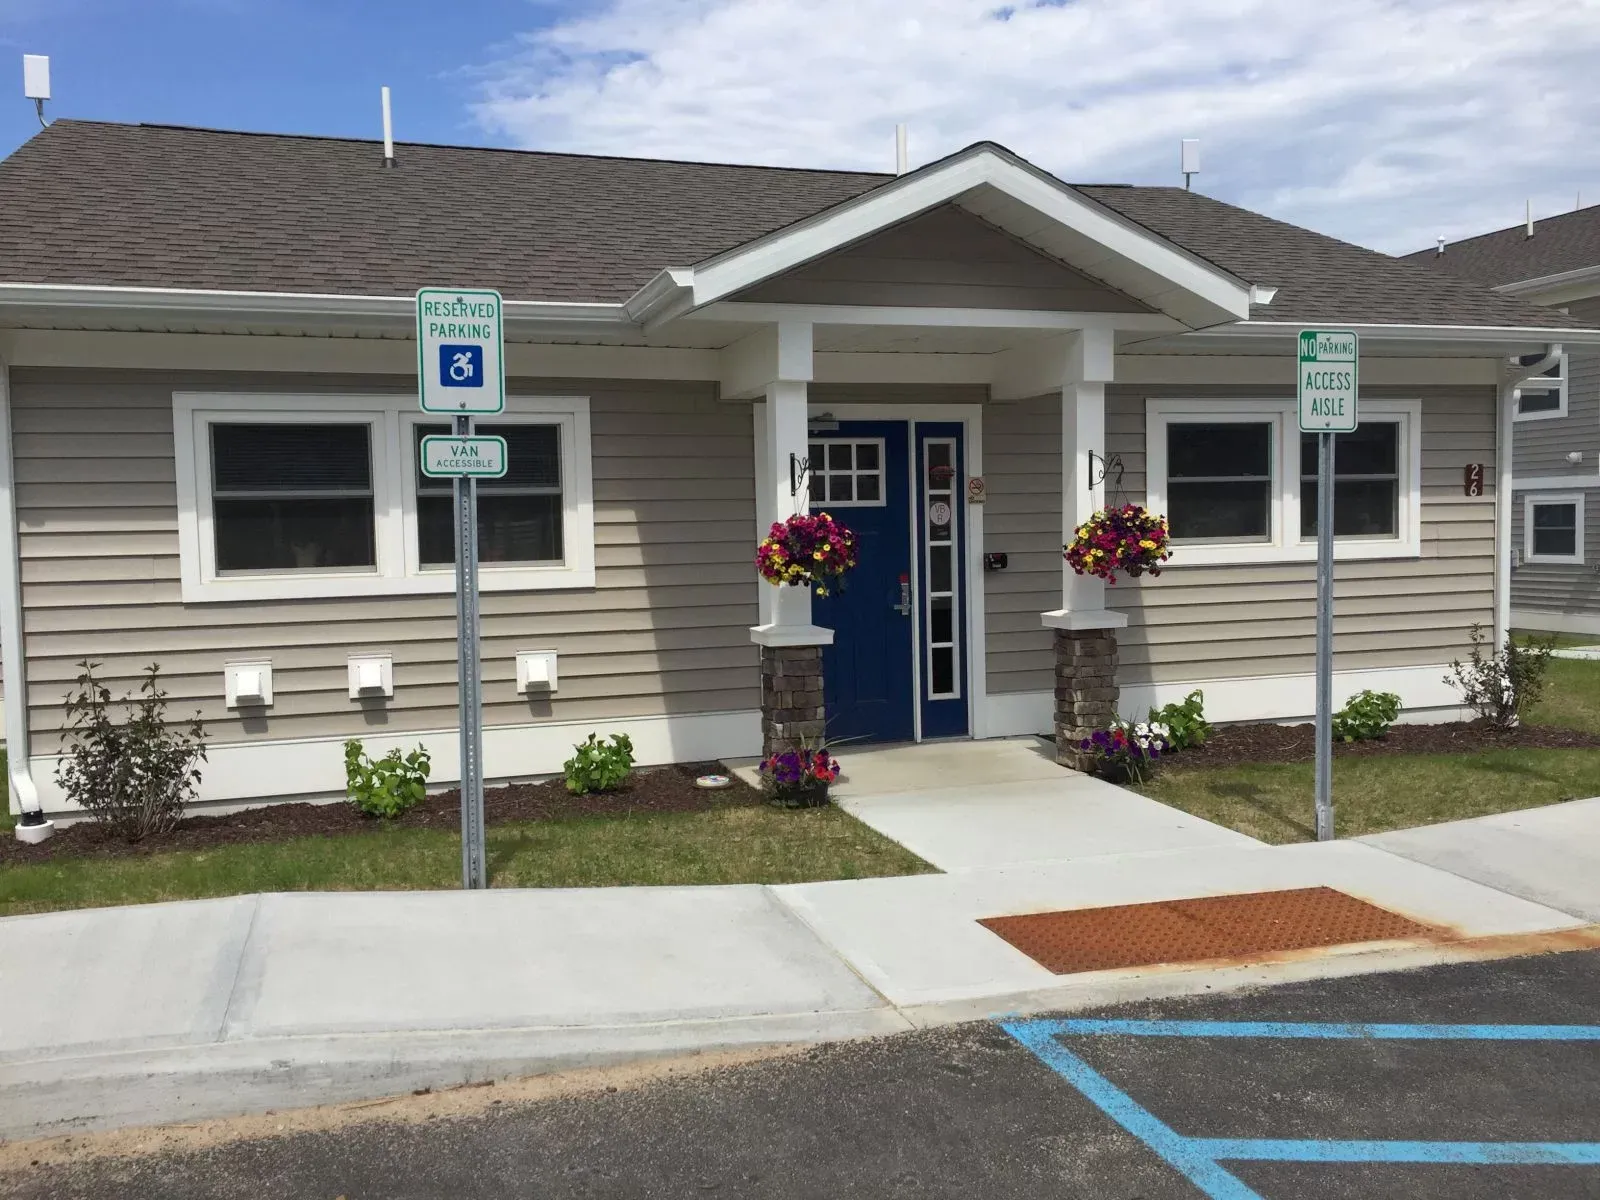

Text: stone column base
xmin=761 ymin=644 xmax=825 ymax=760
xmin=1053 ymin=627 xmax=1119 ymax=770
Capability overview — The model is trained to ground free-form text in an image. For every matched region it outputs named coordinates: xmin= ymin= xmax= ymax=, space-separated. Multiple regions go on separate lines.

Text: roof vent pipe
xmin=894 ymin=123 xmax=908 ymax=176
xmin=381 ymin=85 xmax=395 ymax=168
xmin=1436 ymin=235 xmax=1445 ymax=256
xmin=1526 ymin=197 xmax=1533 ymax=239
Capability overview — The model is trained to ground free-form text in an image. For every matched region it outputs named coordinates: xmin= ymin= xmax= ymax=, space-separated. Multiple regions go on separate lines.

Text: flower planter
xmin=768 ymin=779 xmax=832 ymax=809
xmin=1064 ymin=504 xmax=1171 ymax=585
xmin=756 ymin=512 xmax=859 ymax=596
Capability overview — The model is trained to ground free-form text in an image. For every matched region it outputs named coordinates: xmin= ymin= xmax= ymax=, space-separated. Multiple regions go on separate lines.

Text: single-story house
xmin=1402 ymin=211 xmax=1600 ymax=635
xmin=2 ymin=120 xmax=1596 ymax=827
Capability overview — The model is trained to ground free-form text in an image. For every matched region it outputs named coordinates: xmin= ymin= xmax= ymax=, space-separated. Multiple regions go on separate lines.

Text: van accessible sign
xmin=417 ymin=287 xmax=505 ymax=415
xmin=420 ymin=434 xmax=508 ymax=479
xmin=1298 ymin=329 xmax=1359 ymax=433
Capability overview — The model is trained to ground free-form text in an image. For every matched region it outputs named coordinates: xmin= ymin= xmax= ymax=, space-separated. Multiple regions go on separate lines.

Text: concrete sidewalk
xmin=3 ymin=751 xmax=1595 ymax=1140
xmin=1363 ymin=796 xmax=1600 ymax=922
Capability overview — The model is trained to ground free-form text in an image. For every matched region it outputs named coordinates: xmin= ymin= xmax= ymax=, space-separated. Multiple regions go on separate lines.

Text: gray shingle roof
xmin=1398 ymin=207 xmax=1600 ymax=289
xmin=0 ymin=120 xmax=1590 ymax=332
xmin=1077 ymin=184 xmax=1591 ymax=330
xmin=0 ymin=120 xmax=888 ymax=301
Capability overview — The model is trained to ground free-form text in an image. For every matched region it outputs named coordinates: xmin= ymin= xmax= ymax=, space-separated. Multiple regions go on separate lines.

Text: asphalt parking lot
xmin=5 ymin=949 xmax=1599 ymax=1199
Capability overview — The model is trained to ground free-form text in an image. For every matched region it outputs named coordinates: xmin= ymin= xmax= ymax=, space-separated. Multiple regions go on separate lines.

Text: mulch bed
xmin=1 ymin=762 xmax=764 ymax=866
xmin=1169 ymin=720 xmax=1600 ymax=770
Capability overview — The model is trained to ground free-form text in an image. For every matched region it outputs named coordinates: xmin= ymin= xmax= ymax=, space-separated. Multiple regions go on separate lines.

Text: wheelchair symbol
xmin=439 ymin=344 xmax=484 ymax=389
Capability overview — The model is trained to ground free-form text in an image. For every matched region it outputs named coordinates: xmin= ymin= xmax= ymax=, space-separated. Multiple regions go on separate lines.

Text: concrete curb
xmin=0 ymin=1008 xmax=913 ymax=1141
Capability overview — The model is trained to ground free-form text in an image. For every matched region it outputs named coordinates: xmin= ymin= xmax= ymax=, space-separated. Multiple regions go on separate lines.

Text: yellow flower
xmin=813 ymin=551 xmax=824 ymax=561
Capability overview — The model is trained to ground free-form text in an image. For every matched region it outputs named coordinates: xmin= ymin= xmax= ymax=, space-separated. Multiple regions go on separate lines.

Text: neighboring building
xmin=0 ymin=120 xmax=1593 ymax=823
xmin=1402 ymin=210 xmax=1600 ymax=635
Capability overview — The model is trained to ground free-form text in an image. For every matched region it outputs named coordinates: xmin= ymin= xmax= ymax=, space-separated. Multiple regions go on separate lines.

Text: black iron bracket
xmin=1087 ymin=450 xmax=1123 ymax=491
xmin=790 ymin=452 xmax=812 ymax=498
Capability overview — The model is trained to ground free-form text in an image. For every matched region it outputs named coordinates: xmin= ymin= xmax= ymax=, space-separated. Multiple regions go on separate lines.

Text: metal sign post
xmin=1297 ymin=329 xmax=1358 ymax=843
xmin=417 ymin=289 xmax=506 ymax=888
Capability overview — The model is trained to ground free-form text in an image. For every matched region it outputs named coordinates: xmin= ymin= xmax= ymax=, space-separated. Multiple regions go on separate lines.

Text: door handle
xmin=894 ymin=574 xmax=912 ymax=616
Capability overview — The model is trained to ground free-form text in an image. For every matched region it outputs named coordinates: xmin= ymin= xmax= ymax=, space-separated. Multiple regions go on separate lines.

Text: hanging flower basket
xmin=756 ymin=512 xmax=859 ymax=597
xmin=1064 ymin=503 xmax=1171 ymax=584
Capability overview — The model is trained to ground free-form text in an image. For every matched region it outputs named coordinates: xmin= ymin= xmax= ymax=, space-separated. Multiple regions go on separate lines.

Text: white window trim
xmin=1513 ymin=353 xmax=1568 ymax=422
xmin=175 ymin=392 xmax=595 ymax=602
xmin=1523 ymin=491 xmax=1585 ymax=565
xmin=1145 ymin=397 xmax=1422 ymax=566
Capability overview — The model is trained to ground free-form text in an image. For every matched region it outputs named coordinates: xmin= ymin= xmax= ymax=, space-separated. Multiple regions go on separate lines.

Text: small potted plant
xmin=1064 ymin=504 xmax=1171 ymax=584
xmin=1077 ymin=718 xmax=1170 ymax=784
xmin=756 ymin=512 xmax=859 ymax=597
xmin=758 ymin=743 xmax=840 ymax=808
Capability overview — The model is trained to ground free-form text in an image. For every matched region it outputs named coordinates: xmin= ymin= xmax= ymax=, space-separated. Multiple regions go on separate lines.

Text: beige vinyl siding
xmin=735 ymin=205 xmax=1152 ymax=313
xmin=984 ymin=384 xmax=1497 ymax=695
xmin=1510 ymin=487 xmax=1600 ymax=615
xmin=14 ymin=368 xmax=760 ymax=749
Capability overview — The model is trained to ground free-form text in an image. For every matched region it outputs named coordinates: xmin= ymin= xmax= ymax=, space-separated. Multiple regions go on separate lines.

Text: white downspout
xmin=1496 ymin=343 xmax=1563 ymax=648
xmin=0 ymin=353 xmax=49 ymax=841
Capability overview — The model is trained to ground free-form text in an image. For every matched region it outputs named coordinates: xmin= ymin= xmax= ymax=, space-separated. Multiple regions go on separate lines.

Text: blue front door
xmin=810 ymin=421 xmax=916 ymax=744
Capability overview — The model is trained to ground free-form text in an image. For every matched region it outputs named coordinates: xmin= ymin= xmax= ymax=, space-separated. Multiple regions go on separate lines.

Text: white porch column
xmin=727 ymin=320 xmax=834 ymax=648
xmin=1042 ymin=328 xmax=1128 ymax=633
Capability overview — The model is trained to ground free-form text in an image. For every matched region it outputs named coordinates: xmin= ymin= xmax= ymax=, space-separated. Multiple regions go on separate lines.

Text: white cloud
xmin=472 ymin=0 xmax=1600 ymax=255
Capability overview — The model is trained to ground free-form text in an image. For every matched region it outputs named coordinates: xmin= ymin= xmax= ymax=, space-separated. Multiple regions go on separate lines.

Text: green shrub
xmin=57 ymin=660 xmax=207 ymax=842
xmin=1446 ymin=624 xmax=1554 ymax=728
xmin=1149 ymin=689 xmax=1210 ymax=751
xmin=563 ymin=732 xmax=635 ymax=795
xmin=344 ymin=739 xmax=431 ymax=818
xmin=1332 ymin=689 xmax=1401 ymax=742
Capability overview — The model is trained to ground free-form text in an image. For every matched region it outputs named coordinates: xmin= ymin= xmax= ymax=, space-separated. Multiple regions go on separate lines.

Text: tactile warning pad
xmin=978 ymin=887 xmax=1444 ymax=975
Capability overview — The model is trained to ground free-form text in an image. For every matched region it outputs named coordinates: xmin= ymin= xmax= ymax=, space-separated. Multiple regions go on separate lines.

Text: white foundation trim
xmin=27 ymin=708 xmax=762 ymax=815
xmin=983 ymin=663 xmax=1468 ymax=737
xmin=1511 ymin=608 xmax=1600 ymax=637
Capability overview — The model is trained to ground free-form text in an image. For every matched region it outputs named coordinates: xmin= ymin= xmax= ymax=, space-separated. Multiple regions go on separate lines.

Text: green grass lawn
xmin=0 ymin=803 xmax=934 ymax=918
xmin=1142 ymin=657 xmax=1600 ymax=844
xmin=1514 ymin=628 xmax=1600 ymax=650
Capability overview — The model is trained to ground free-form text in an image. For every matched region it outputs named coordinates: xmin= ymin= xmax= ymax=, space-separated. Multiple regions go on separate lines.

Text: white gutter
xmin=1495 ymin=263 xmax=1600 ymax=298
xmin=1497 ymin=344 xmax=1565 ymax=648
xmin=0 ymin=283 xmax=633 ymax=327
xmin=1209 ymin=320 xmax=1600 ymax=346
xmin=0 ymin=352 xmax=47 ymax=841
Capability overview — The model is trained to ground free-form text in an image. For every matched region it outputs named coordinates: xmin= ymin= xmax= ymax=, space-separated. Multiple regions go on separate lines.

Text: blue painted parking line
xmin=1001 ymin=1017 xmax=1600 ymax=1200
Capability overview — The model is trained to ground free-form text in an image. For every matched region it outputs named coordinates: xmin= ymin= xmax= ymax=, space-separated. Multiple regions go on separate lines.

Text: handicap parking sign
xmin=416 ymin=288 xmax=504 ymax=414
xmin=440 ymin=344 xmax=483 ymax=388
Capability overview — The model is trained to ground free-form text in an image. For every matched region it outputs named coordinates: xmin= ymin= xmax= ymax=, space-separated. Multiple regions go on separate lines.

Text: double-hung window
xmin=1146 ymin=398 xmax=1421 ymax=566
xmin=1515 ymin=355 xmax=1567 ymax=420
xmin=414 ymin=423 xmax=565 ymax=566
xmin=177 ymin=393 xmax=594 ymax=602
xmin=1523 ymin=494 xmax=1584 ymax=565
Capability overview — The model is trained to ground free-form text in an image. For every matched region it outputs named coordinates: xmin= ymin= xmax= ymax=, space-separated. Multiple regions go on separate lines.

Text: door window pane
xmin=806 ymin=439 xmax=886 ymax=508
xmin=211 ymin=423 xmax=376 ymax=572
xmin=1532 ymin=503 xmax=1579 ymax=558
xmin=1301 ymin=423 xmax=1399 ymax=538
xmin=930 ymin=648 xmax=955 ymax=696
xmin=416 ymin=423 xmax=564 ymax=565
xmin=1165 ymin=423 xmax=1272 ymax=542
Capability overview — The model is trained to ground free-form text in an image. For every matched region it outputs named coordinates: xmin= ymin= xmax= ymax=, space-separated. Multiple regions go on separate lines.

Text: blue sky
xmin=3 ymin=0 xmax=1599 ymax=256
xmin=0 ymin=0 xmax=540 ymax=154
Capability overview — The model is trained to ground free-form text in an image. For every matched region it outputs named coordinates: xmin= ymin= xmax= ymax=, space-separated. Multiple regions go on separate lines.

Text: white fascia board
xmin=1495 ymin=263 xmax=1600 ymax=301
xmin=694 ymin=301 xmax=1183 ymax=332
xmin=0 ymin=282 xmax=632 ymax=329
xmin=622 ymin=269 xmax=695 ymax=326
xmin=1214 ymin=320 xmax=1600 ymax=347
xmin=683 ymin=149 xmax=1253 ymax=323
